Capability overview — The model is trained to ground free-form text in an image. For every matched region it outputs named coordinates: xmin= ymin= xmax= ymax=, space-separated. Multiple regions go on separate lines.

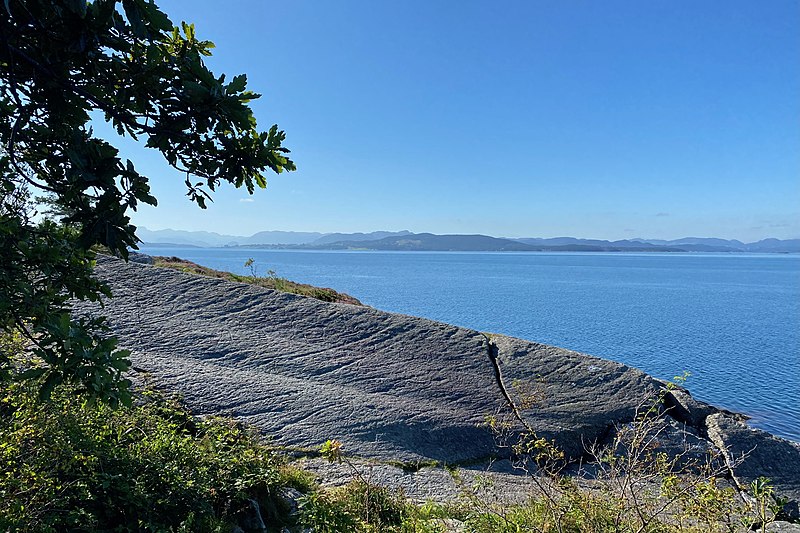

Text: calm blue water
xmin=140 ymin=246 xmax=800 ymax=442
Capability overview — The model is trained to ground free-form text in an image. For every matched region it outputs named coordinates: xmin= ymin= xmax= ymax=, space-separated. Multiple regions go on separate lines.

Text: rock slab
xmin=73 ymin=256 xmax=800 ymax=511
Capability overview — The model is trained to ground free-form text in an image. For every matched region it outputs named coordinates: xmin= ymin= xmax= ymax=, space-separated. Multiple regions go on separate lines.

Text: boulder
xmin=235 ymin=498 xmax=267 ymax=533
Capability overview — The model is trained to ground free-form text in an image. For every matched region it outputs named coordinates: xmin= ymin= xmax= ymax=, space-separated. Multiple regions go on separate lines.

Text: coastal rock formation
xmin=74 ymin=256 xmax=800 ymax=512
xmin=707 ymin=413 xmax=800 ymax=518
xmin=489 ymin=335 xmax=661 ymax=460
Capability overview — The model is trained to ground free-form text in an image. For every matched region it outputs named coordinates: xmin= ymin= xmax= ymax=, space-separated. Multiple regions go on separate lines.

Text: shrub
xmin=0 ymin=381 xmax=282 ymax=531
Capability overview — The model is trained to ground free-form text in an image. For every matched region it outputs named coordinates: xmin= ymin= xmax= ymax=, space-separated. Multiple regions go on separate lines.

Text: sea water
xmin=138 ymin=247 xmax=800 ymax=442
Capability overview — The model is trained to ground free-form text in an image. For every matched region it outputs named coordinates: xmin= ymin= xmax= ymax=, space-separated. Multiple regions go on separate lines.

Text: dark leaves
xmin=226 ymin=73 xmax=247 ymax=94
xmin=1 ymin=0 xmax=293 ymax=404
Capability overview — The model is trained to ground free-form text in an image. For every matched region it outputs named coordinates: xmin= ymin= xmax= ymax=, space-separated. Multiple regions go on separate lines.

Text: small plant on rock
xmin=299 ymin=440 xmax=411 ymax=532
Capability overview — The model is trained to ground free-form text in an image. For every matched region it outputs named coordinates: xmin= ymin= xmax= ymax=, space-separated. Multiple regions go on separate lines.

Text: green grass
xmin=152 ymin=256 xmax=363 ymax=305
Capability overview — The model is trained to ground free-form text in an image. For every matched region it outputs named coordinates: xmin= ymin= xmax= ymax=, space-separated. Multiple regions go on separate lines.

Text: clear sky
xmin=106 ymin=1 xmax=800 ymax=241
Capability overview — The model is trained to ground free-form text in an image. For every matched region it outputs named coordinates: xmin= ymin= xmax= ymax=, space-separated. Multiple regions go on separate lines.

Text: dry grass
xmin=152 ymin=256 xmax=363 ymax=305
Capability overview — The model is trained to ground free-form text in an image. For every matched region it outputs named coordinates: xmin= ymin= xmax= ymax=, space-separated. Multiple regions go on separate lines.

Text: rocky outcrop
xmin=489 ymin=335 xmax=661 ymax=460
xmin=707 ymin=413 xmax=800 ymax=518
xmin=73 ymin=256 xmax=800 ymax=513
xmin=128 ymin=251 xmax=155 ymax=265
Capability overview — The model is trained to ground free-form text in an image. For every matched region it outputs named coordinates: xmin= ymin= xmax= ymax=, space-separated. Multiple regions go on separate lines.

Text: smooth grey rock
xmin=79 ymin=256 xmax=502 ymax=463
xmin=73 ymin=257 xmax=800 ymax=512
xmin=298 ymin=457 xmax=463 ymax=502
xmin=490 ymin=335 xmax=659 ymax=460
xmin=76 ymin=257 xmax=667 ymax=465
xmin=706 ymin=413 xmax=800 ymax=519
xmin=296 ymin=457 xmax=534 ymax=505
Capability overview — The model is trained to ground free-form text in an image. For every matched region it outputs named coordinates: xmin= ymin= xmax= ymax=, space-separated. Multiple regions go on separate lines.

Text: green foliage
xmin=0 ymin=379 xmax=282 ymax=531
xmin=308 ymin=439 xmax=410 ymax=531
xmin=0 ymin=328 xmax=25 ymax=383
xmin=301 ymin=439 xmax=445 ymax=532
xmin=298 ymin=480 xmax=411 ymax=533
xmin=298 ymin=487 xmax=363 ymax=532
xmin=0 ymin=215 xmax=133 ymax=404
xmin=0 ymin=0 xmax=294 ymax=402
xmin=277 ymin=462 xmax=319 ymax=494
xmin=751 ymin=476 xmax=786 ymax=533
xmin=320 ymin=438 xmax=345 ymax=463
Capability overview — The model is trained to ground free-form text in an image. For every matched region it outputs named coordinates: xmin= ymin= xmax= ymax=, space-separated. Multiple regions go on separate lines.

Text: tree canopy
xmin=0 ymin=0 xmax=295 ymax=404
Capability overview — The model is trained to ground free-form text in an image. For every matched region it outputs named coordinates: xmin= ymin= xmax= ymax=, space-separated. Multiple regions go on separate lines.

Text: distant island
xmin=137 ymin=227 xmax=800 ymax=253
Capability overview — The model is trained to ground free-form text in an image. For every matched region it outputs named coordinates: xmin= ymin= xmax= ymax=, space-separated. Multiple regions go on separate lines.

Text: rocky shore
xmin=74 ymin=255 xmax=800 ymax=520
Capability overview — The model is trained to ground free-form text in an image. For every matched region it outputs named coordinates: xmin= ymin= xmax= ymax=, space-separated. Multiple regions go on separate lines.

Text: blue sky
xmin=109 ymin=1 xmax=799 ymax=241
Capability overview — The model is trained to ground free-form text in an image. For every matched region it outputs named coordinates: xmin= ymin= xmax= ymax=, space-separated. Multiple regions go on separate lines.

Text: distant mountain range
xmin=319 ymin=233 xmax=537 ymax=252
xmin=137 ymin=228 xmax=413 ymax=247
xmin=512 ymin=237 xmax=800 ymax=253
xmin=137 ymin=227 xmax=800 ymax=253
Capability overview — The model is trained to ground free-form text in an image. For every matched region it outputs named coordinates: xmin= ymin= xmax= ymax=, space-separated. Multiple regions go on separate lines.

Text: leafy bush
xmin=0 ymin=381 xmax=282 ymax=531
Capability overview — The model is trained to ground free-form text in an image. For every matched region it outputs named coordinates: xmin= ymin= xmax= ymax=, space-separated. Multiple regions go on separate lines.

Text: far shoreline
xmin=139 ymin=243 xmax=800 ymax=256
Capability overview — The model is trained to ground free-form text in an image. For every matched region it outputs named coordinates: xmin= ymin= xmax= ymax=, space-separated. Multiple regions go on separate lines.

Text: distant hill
xmin=317 ymin=233 xmax=540 ymax=251
xmin=634 ymin=237 xmax=747 ymax=248
xmin=243 ymin=231 xmax=324 ymax=245
xmin=310 ymin=230 xmax=413 ymax=245
xmin=138 ymin=228 xmax=410 ymax=247
xmin=135 ymin=242 xmax=202 ymax=249
xmin=137 ymin=228 xmax=241 ymax=247
xmin=138 ymin=227 xmax=800 ymax=253
xmin=517 ymin=237 xmax=622 ymax=247
xmin=515 ymin=236 xmax=800 ymax=253
xmin=515 ymin=237 xmax=683 ymax=252
xmin=311 ymin=234 xmax=800 ymax=253
xmin=743 ymin=238 xmax=800 ymax=253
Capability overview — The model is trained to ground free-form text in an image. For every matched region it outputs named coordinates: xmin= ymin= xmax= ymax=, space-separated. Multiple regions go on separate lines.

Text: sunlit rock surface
xmin=73 ymin=256 xmax=800 ymax=512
